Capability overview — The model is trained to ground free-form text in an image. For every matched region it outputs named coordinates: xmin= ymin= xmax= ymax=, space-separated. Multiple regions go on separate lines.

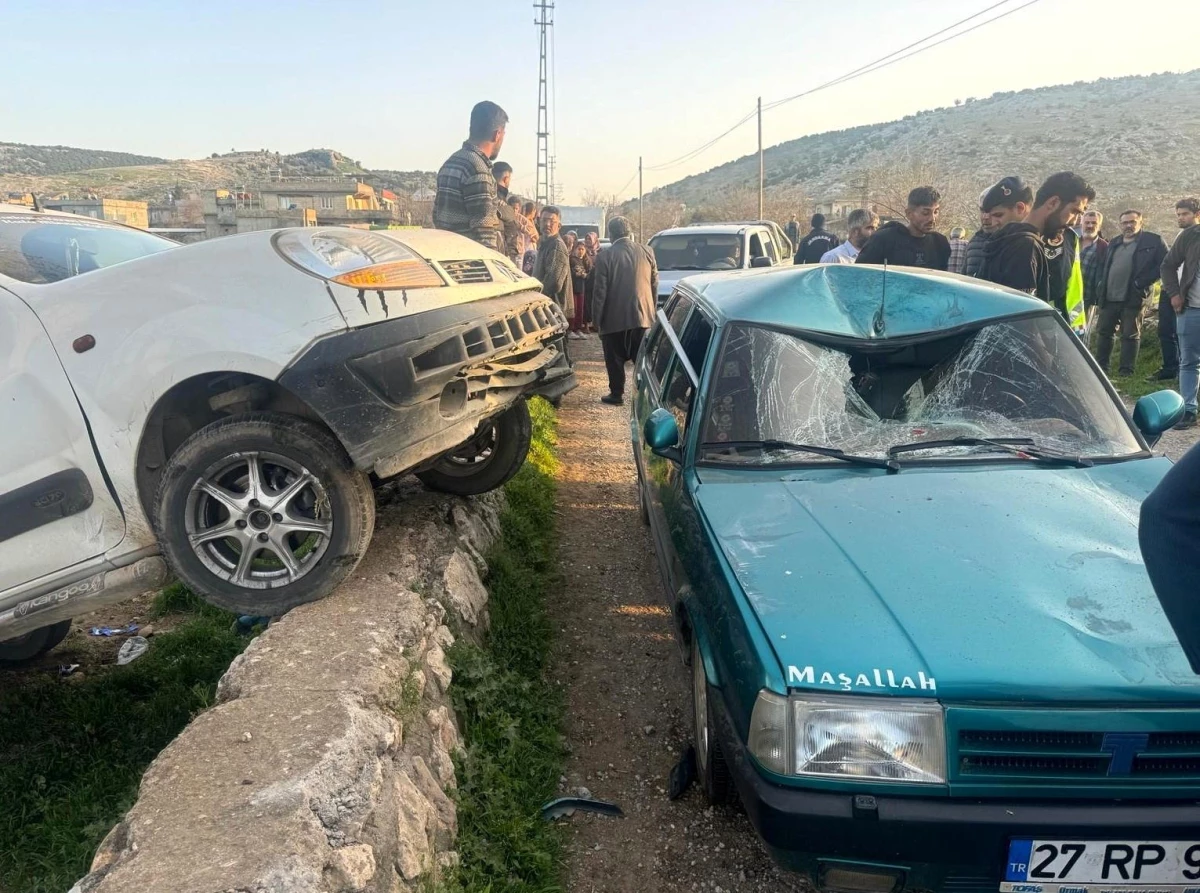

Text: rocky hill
xmin=0 ymin=146 xmax=435 ymax=203
xmin=645 ymin=69 xmax=1200 ymax=233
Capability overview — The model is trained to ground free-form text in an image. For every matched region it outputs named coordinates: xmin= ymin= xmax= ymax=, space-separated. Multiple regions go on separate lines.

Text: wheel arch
xmin=674 ymin=585 xmax=721 ymax=688
xmin=134 ymin=372 xmax=327 ymax=522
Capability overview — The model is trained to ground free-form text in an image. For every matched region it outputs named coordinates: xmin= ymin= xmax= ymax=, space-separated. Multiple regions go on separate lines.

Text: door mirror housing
xmin=750 ymin=255 xmax=773 ymax=268
xmin=1133 ymin=389 xmax=1185 ymax=444
xmin=643 ymin=408 xmax=682 ymax=462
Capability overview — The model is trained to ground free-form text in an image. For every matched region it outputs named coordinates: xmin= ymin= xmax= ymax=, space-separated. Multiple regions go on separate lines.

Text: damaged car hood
xmin=696 ymin=460 xmax=1200 ymax=703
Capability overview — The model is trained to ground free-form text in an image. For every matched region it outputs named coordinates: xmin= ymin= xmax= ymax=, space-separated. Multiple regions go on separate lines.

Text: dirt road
xmin=550 ymin=337 xmax=805 ymax=893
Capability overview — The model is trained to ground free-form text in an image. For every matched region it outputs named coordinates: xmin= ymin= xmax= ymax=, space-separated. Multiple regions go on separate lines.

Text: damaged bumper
xmin=280 ymin=291 xmax=576 ymax=478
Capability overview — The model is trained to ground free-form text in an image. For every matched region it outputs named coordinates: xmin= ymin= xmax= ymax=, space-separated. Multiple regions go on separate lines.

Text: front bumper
xmin=280 ymin=292 xmax=576 ymax=478
xmin=710 ymin=692 xmax=1200 ymax=893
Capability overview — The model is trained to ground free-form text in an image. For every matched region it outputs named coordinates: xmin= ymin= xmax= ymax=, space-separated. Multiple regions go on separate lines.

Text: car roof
xmin=678 ymin=263 xmax=1050 ymax=339
xmin=650 ymin=224 xmax=752 ymax=238
xmin=0 ymin=202 xmax=106 ymax=220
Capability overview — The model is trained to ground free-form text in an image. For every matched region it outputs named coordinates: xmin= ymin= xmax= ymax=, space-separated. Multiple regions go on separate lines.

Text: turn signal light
xmin=332 ymin=261 xmax=445 ymax=290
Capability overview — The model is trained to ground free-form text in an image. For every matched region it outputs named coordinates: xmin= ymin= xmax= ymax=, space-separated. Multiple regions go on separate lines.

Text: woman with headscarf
xmin=568 ymin=238 xmax=592 ymax=338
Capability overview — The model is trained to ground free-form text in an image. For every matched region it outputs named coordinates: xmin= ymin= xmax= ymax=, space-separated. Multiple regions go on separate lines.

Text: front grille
xmin=957 ymin=728 xmax=1200 ymax=782
xmin=440 ymin=259 xmax=493 ymax=284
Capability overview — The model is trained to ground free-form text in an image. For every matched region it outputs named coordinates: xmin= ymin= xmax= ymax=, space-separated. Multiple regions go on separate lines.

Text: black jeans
xmin=601 ymin=328 xmax=647 ymax=397
xmin=1140 ymin=441 xmax=1200 ymax=673
xmin=1095 ymin=300 xmax=1145 ymax=375
xmin=1159 ymin=289 xmax=1180 ymax=373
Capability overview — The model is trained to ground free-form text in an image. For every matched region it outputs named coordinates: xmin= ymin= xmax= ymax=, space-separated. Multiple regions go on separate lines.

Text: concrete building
xmin=42 ymin=198 xmax=149 ymax=229
xmin=253 ymin=179 xmax=397 ymax=228
xmin=202 ymin=190 xmax=316 ymax=240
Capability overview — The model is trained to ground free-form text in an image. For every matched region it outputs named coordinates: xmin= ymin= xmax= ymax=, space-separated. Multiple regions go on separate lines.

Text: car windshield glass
xmin=699 ymin=314 xmax=1142 ymax=464
xmin=0 ymin=214 xmax=176 ymax=284
xmin=650 ymin=233 xmax=743 ymax=271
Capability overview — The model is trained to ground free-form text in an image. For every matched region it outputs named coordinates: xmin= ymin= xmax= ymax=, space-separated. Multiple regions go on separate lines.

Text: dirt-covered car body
xmin=631 ymin=263 xmax=1198 ymax=892
xmin=0 ymin=206 xmax=573 ymax=651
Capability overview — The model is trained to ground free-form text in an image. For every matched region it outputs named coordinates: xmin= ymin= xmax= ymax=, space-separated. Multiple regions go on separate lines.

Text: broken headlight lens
xmin=273 ymin=228 xmax=445 ymax=290
xmin=748 ymin=691 xmax=945 ymax=783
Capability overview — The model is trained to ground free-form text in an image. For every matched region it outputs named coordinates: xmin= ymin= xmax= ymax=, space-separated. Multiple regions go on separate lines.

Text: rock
xmin=324 ymin=844 xmax=376 ymax=892
xmin=393 ymin=772 xmax=431 ymax=881
xmin=440 ymin=550 xmax=490 ymax=631
xmin=423 ymin=644 xmax=452 ymax=697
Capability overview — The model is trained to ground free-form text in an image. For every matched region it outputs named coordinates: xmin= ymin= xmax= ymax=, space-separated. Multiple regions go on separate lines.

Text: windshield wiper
xmin=702 ymin=440 xmax=900 ymax=473
xmin=886 ymin=436 xmax=1093 ymax=468
xmin=664 ymin=265 xmax=703 ymax=271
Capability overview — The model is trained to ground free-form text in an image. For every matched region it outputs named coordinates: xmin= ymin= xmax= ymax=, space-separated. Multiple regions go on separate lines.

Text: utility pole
xmin=638 ymin=156 xmax=643 ymax=241
xmin=534 ymin=1 xmax=554 ymax=205
xmin=757 ymin=96 xmax=764 ymax=220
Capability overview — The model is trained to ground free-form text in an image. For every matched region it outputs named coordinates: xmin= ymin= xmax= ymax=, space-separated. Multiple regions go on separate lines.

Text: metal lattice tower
xmin=534 ymin=0 xmax=553 ymax=205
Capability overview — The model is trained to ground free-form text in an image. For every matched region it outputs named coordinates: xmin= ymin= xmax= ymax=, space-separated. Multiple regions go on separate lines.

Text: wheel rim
xmin=185 ymin=450 xmax=333 ymax=590
xmin=434 ymin=420 xmax=499 ymax=478
xmin=692 ymin=644 xmax=709 ymax=774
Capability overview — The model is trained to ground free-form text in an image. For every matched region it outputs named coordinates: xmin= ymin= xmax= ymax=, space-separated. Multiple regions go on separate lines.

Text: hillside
xmin=644 ymin=69 xmax=1200 ymax=233
xmin=0 ymin=142 xmax=166 ymax=177
xmin=0 ymin=146 xmax=435 ymax=203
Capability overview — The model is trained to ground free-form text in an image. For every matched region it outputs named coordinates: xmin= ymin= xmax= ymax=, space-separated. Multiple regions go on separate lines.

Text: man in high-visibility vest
xmin=979 ymin=172 xmax=1094 ymax=335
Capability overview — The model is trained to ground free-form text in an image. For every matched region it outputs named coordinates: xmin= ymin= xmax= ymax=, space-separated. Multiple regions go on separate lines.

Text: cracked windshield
xmin=701 ymin=314 xmax=1143 ymax=462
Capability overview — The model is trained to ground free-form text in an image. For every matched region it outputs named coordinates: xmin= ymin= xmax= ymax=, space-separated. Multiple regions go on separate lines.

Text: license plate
xmin=1002 ymin=840 xmax=1200 ymax=893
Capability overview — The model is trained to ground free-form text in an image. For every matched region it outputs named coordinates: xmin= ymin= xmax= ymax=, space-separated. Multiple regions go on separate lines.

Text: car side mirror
xmin=1133 ymin=389 xmax=1185 ymax=444
xmin=751 ymin=255 xmax=773 ymax=268
xmin=643 ymin=408 xmax=682 ymax=462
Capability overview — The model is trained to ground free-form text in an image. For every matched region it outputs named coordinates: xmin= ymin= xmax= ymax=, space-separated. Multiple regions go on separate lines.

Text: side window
xmin=663 ymin=313 xmax=716 ymax=432
xmin=749 ymin=233 xmax=765 ymax=261
xmin=644 ymin=324 xmax=667 ymax=383
xmin=761 ymin=231 xmax=778 ymax=263
xmin=654 ymin=293 xmax=693 ymax=381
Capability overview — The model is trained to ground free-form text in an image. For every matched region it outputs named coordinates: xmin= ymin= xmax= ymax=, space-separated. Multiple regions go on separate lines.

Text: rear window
xmin=0 ymin=214 xmax=176 ymax=284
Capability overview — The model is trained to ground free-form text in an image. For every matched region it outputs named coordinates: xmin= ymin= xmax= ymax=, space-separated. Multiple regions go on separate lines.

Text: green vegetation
xmin=446 ymin=397 xmax=567 ymax=893
xmin=0 ymin=142 xmax=166 ymax=177
xmin=0 ymin=584 xmax=251 ymax=893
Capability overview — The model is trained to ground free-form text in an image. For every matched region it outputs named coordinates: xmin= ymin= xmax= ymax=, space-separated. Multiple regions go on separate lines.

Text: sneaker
xmin=1174 ymin=411 xmax=1198 ymax=431
xmin=600 ymin=393 xmax=624 ymax=406
xmin=568 ymin=331 xmax=583 ymax=340
xmin=1152 ymin=368 xmax=1179 ymax=381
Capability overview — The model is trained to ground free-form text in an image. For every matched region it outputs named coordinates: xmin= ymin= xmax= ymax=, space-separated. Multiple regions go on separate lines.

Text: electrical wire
xmin=764 ymin=0 xmax=1041 ymax=112
xmin=644 ymin=106 xmax=759 ymax=172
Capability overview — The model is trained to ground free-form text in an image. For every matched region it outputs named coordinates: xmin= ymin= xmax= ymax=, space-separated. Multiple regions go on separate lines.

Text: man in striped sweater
xmin=433 ymin=101 xmax=508 ymax=252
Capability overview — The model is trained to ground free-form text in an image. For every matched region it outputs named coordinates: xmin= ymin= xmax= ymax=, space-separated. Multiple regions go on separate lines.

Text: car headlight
xmin=273 ymin=228 xmax=445 ymax=290
xmin=748 ymin=691 xmax=945 ymax=783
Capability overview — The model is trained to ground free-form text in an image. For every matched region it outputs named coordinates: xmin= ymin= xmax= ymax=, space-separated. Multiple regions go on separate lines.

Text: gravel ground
xmin=550 ymin=336 xmax=805 ymax=893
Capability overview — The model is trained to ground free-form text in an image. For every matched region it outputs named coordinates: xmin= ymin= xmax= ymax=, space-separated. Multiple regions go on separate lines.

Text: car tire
xmin=0 ymin=620 xmax=72 ymax=665
xmin=691 ymin=637 xmax=732 ymax=804
xmin=417 ymin=400 xmax=532 ymax=496
xmin=154 ymin=412 xmax=375 ymax=616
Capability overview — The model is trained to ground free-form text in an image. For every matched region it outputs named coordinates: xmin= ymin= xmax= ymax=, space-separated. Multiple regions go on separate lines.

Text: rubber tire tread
xmin=416 ymin=400 xmax=533 ymax=496
xmin=692 ymin=638 xmax=733 ymax=804
xmin=0 ymin=619 xmax=72 ymax=664
xmin=153 ymin=412 xmax=374 ymax=616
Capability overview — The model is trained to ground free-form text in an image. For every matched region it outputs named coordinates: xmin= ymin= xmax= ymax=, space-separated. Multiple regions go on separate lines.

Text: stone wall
xmin=73 ymin=480 xmax=503 ymax=893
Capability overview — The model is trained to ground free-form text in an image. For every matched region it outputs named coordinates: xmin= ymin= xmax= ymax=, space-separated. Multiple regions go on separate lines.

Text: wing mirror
xmin=1133 ymin=390 xmax=1185 ymax=445
xmin=643 ymin=408 xmax=682 ymax=462
xmin=750 ymin=255 xmax=774 ymax=268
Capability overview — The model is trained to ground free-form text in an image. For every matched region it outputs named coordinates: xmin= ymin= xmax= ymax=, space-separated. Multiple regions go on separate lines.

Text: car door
xmin=0 ymin=286 xmax=125 ymax=594
xmin=645 ymin=305 xmax=716 ymax=603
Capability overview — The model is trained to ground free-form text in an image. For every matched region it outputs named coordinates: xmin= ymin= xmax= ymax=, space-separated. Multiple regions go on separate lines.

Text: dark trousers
xmin=1140 ymin=441 xmax=1200 ymax=674
xmin=601 ymin=327 xmax=646 ymax=397
xmin=1095 ymin=300 xmax=1145 ymax=374
xmin=1159 ymin=290 xmax=1180 ymax=373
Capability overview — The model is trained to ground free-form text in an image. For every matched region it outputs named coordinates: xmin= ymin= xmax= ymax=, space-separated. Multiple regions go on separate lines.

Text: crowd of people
xmin=432 ymin=101 xmax=658 ymax=407
xmin=791 ymin=176 xmax=1200 ymax=432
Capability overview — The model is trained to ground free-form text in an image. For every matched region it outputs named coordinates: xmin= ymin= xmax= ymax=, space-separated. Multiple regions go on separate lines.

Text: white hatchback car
xmin=0 ymin=206 xmax=575 ymax=662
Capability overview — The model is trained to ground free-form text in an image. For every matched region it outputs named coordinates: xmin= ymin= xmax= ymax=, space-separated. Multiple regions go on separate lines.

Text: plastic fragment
xmin=540 ymin=796 xmax=624 ymax=821
xmin=117 ymin=636 xmax=149 ymax=665
xmin=668 ymin=746 xmax=697 ymax=800
xmin=89 ymin=624 xmax=139 ymax=637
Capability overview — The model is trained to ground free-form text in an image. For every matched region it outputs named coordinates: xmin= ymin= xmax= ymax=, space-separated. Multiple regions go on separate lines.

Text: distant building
xmin=148 ymin=203 xmax=176 ymax=227
xmin=202 ymin=191 xmax=316 ymax=239
xmin=42 ymin=198 xmax=149 ymax=229
xmin=5 ymin=192 xmax=35 ymax=208
xmin=253 ymin=179 xmax=397 ymax=228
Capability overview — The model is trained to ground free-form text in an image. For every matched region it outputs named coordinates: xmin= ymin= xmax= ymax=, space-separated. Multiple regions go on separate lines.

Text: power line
xmin=764 ymin=0 xmax=1041 ymax=112
xmin=645 ymin=107 xmax=758 ymax=172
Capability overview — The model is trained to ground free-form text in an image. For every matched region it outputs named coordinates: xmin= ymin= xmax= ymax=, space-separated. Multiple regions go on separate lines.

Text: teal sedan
xmin=630 ymin=264 xmax=1199 ymax=893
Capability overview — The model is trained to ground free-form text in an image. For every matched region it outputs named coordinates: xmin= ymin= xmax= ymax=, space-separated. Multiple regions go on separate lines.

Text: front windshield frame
xmin=694 ymin=309 xmax=1149 ymax=469
xmin=0 ymin=212 xmax=177 ymax=285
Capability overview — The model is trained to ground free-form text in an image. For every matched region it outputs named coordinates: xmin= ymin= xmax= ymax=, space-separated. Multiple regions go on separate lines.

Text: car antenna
xmin=872 ymin=262 xmax=887 ymax=336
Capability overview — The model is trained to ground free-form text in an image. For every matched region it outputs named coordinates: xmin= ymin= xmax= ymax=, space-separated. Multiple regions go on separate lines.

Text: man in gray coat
xmin=591 ymin=216 xmax=658 ymax=405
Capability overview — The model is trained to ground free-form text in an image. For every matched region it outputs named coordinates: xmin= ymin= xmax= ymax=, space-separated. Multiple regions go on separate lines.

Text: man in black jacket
xmin=978 ymin=172 xmax=1093 ymax=322
xmin=855 ymin=186 xmax=950 ymax=270
xmin=1093 ymin=210 xmax=1168 ymax=376
xmin=794 ymin=214 xmax=840 ymax=264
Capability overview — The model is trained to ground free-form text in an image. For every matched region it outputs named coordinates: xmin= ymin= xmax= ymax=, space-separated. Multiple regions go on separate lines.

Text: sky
xmin=2 ymin=0 xmax=1197 ymax=203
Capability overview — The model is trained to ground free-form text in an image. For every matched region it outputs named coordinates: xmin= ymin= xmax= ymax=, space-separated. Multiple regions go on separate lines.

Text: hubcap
xmin=185 ymin=451 xmax=333 ymax=589
xmin=441 ymin=420 xmax=498 ymax=470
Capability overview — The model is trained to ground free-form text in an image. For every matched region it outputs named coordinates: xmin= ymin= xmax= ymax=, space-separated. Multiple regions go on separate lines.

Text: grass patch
xmin=446 ymin=397 xmax=566 ymax=893
xmin=0 ymin=590 xmax=249 ymax=893
xmin=1088 ymin=300 xmax=1174 ymax=402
